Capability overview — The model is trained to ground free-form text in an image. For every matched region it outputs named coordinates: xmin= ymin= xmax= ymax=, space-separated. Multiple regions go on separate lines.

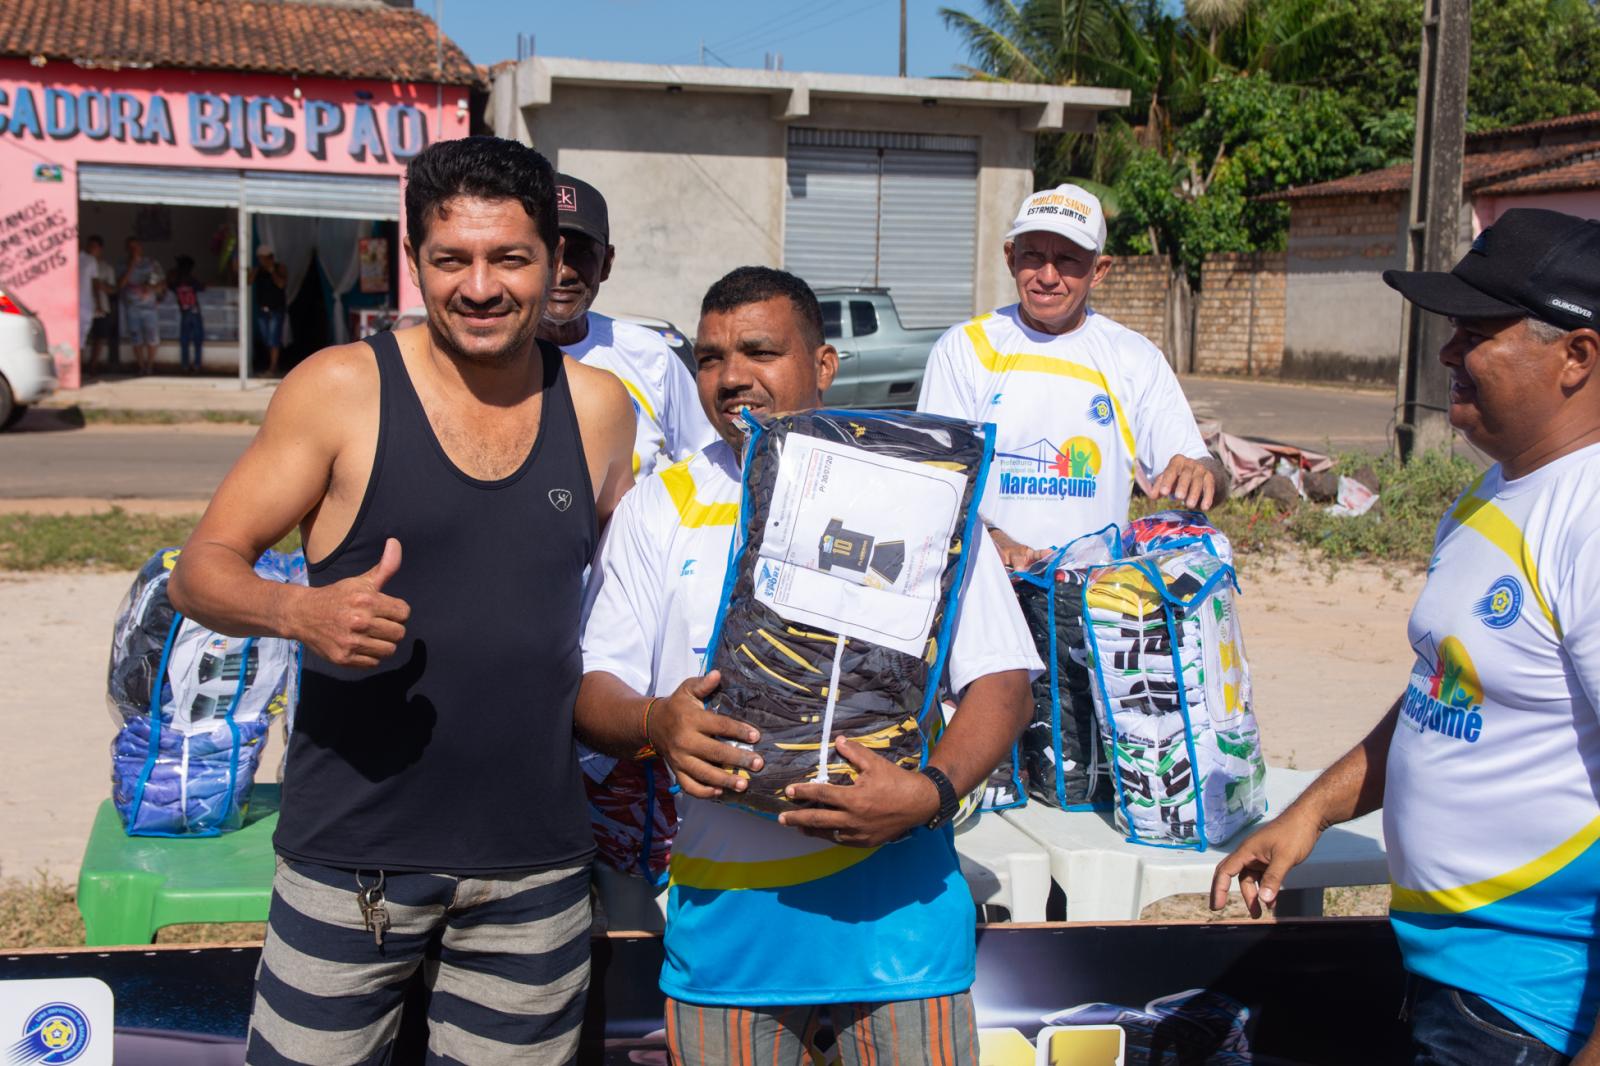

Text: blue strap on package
xmin=107 ymin=548 xmax=306 ymax=836
xmin=1008 ymin=525 xmax=1124 ymax=811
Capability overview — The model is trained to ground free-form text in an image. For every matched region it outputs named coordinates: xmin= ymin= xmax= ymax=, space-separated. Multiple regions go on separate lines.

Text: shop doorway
xmin=250 ymin=215 xmax=399 ymax=376
xmin=78 ymin=164 xmax=401 ymax=384
xmin=76 ymin=199 xmax=242 ymax=378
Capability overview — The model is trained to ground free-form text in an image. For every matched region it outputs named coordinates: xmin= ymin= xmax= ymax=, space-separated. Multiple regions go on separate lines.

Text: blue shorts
xmin=255 ymin=309 xmax=285 ymax=349
xmin=125 ymin=307 xmax=160 ymax=346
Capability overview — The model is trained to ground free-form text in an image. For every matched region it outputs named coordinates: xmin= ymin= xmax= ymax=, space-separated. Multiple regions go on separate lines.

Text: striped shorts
xmin=664 ymin=993 xmax=978 ymax=1066
xmin=245 ymin=856 xmax=592 ymax=1065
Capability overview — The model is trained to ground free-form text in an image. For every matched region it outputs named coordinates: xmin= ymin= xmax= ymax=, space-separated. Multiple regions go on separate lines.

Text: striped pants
xmin=664 ymin=994 xmax=978 ymax=1066
xmin=245 ymin=856 xmax=591 ymax=1065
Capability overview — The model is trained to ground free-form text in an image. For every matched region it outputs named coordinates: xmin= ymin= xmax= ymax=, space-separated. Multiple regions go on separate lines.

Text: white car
xmin=0 ymin=287 xmax=57 ymax=430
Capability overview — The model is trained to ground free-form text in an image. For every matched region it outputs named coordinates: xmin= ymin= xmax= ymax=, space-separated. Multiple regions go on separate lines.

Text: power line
xmin=756 ymin=0 xmax=894 ymax=57
xmin=705 ymin=0 xmax=859 ymax=56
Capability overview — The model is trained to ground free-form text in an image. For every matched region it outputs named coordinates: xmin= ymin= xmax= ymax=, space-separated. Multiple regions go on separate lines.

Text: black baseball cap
xmin=553 ymin=173 xmax=609 ymax=247
xmin=1383 ymin=208 xmax=1600 ymax=331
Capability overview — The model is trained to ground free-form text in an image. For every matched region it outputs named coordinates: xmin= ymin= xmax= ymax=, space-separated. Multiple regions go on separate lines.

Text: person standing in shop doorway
xmin=119 ymin=237 xmax=165 ymax=375
xmin=172 ymin=256 xmax=206 ymax=374
xmin=79 ymin=235 xmax=115 ymax=376
xmin=250 ymin=246 xmax=288 ymax=376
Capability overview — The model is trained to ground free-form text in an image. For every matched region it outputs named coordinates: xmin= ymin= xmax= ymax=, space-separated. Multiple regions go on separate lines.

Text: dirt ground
xmin=0 ymin=551 xmax=1423 ymax=883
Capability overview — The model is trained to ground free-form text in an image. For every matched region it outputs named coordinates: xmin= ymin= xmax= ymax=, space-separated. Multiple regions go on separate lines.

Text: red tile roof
xmin=1267 ymin=140 xmax=1600 ymax=201
xmin=0 ymin=0 xmax=480 ymax=86
xmin=1467 ymin=110 xmax=1600 ymax=144
xmin=1475 ymin=157 xmax=1600 ymax=196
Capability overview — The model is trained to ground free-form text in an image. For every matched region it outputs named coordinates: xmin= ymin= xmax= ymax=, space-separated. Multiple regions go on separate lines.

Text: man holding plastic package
xmin=917 ymin=183 xmax=1226 ymax=570
xmin=576 ymin=266 xmax=1040 ymax=1065
xmin=1212 ymin=209 xmax=1600 ymax=1066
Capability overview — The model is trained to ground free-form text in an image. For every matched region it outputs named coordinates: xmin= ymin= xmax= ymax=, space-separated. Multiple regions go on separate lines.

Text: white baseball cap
xmin=1005 ymin=183 xmax=1107 ymax=253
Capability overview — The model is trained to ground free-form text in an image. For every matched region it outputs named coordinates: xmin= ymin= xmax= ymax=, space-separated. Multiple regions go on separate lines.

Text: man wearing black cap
xmin=538 ymin=173 xmax=714 ymax=478
xmin=1211 ymin=208 xmax=1600 ymax=1065
xmin=540 ymin=174 xmax=716 ymax=915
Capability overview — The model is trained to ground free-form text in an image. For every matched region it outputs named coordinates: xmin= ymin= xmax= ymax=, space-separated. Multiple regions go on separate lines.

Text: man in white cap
xmin=917 ymin=184 xmax=1224 ymax=569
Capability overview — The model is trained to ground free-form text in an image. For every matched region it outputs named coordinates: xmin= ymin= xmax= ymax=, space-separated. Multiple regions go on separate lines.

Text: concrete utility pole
xmin=1396 ymin=0 xmax=1471 ymax=460
xmin=899 ymin=0 xmax=908 ymax=77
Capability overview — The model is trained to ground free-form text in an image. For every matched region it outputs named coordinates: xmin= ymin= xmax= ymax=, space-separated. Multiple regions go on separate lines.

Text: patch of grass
xmin=0 ymin=874 xmax=266 ymax=949
xmin=156 ymin=921 xmax=266 ymax=944
xmin=1135 ymin=450 xmax=1480 ymax=568
xmin=76 ymin=407 xmax=263 ymax=426
xmin=0 ymin=872 xmax=84 ymax=948
xmin=0 ymin=509 xmax=301 ymax=571
xmin=0 ymin=509 xmax=199 ymax=570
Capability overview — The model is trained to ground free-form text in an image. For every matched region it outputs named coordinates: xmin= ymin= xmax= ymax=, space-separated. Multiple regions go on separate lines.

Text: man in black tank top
xmin=169 ymin=137 xmax=635 ymax=1065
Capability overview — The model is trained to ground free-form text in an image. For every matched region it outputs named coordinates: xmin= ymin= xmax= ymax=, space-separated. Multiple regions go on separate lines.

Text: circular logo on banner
xmin=1087 ymin=393 xmax=1115 ymax=426
xmin=1474 ymin=576 xmax=1524 ymax=630
xmin=17 ymin=1003 xmax=91 ymax=1064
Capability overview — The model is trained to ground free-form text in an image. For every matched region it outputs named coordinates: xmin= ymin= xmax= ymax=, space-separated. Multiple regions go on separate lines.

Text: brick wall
xmin=1090 ymin=251 xmax=1288 ymax=375
xmin=1288 ymin=195 xmax=1405 ymax=260
xmin=1194 ymin=251 xmax=1287 ymax=375
xmin=1091 ymin=254 xmax=1172 ymax=351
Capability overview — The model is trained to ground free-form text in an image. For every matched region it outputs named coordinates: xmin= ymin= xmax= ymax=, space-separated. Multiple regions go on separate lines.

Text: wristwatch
xmin=919 ymin=765 xmax=960 ymax=830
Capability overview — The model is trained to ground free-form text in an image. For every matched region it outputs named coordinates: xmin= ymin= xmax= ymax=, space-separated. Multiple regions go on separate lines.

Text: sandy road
xmin=0 ymin=551 xmax=1420 ymax=881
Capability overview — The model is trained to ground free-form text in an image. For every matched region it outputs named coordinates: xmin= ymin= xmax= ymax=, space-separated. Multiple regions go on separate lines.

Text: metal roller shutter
xmin=879 ymin=148 xmax=978 ymax=329
xmin=78 ymin=164 xmax=241 ymax=207
xmin=783 ymin=129 xmax=978 ymax=330
xmin=243 ymin=171 xmax=400 ymax=220
xmin=783 ymin=144 xmax=880 ymax=290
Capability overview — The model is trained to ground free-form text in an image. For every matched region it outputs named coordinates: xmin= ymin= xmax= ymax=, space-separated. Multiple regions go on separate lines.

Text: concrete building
xmin=489 ymin=58 xmax=1128 ymax=333
xmin=1269 ymin=112 xmax=1600 ymax=382
xmin=0 ymin=0 xmax=478 ymax=387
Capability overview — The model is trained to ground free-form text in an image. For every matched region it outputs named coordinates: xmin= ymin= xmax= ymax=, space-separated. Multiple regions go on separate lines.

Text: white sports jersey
xmin=917 ymin=306 xmax=1208 ymax=551
xmin=561 ymin=312 xmax=714 ymax=478
xmin=1385 ymin=442 xmax=1600 ymax=1055
xmin=580 ymin=439 xmax=1041 ymax=1005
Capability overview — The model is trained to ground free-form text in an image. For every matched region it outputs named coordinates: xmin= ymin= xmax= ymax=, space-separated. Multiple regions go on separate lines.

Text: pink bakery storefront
xmin=0 ymin=58 xmax=471 ymax=388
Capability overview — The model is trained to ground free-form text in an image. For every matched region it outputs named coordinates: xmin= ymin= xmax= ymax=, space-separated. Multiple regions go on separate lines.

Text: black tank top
xmin=274 ymin=332 xmax=598 ymax=873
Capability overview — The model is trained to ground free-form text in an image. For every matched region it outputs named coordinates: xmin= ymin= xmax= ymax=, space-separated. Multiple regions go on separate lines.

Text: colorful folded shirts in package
xmin=1079 ymin=533 xmax=1266 ymax=849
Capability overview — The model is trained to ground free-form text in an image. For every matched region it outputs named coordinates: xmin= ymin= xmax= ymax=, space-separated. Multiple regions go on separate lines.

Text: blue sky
xmin=438 ymin=0 xmax=976 ymax=79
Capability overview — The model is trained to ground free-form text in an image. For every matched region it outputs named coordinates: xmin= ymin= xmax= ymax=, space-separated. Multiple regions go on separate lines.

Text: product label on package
xmin=754 ymin=436 xmax=964 ymax=656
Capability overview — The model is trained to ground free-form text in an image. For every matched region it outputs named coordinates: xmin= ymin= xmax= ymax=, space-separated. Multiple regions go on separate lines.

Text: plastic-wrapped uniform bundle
xmin=1122 ymin=508 xmax=1234 ymax=565
xmin=1009 ymin=525 xmax=1122 ymax=811
xmin=703 ymin=409 xmax=992 ymax=816
xmin=1079 ymin=543 xmax=1266 ymax=849
xmin=107 ymin=548 xmax=306 ymax=836
xmin=581 ymin=747 xmax=677 ymax=886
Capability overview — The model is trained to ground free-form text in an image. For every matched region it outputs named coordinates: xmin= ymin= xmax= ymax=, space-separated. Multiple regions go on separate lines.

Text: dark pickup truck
xmin=816 ymin=287 xmax=946 ymax=409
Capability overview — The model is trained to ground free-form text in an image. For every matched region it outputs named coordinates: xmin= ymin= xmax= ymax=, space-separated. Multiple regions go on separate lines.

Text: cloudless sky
xmin=438 ymin=0 xmax=976 ymax=79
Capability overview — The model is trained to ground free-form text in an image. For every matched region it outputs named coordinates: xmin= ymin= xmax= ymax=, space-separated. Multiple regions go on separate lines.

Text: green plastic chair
xmin=76 ymin=785 xmax=280 ymax=945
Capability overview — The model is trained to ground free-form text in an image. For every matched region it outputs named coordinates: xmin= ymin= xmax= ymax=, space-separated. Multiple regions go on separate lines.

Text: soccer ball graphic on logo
xmin=39 ymin=1016 xmax=76 ymax=1050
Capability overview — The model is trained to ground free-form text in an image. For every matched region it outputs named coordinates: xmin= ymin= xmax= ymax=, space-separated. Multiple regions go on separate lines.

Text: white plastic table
xmin=954 ymin=809 xmax=1052 ymax=922
xmin=592 ymin=810 xmax=1053 ymax=930
xmin=1001 ymin=767 xmax=1388 ymax=921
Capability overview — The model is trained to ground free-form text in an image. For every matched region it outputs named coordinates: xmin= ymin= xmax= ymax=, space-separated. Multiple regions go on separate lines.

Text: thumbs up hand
xmin=296 ymin=537 xmax=412 ymax=668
